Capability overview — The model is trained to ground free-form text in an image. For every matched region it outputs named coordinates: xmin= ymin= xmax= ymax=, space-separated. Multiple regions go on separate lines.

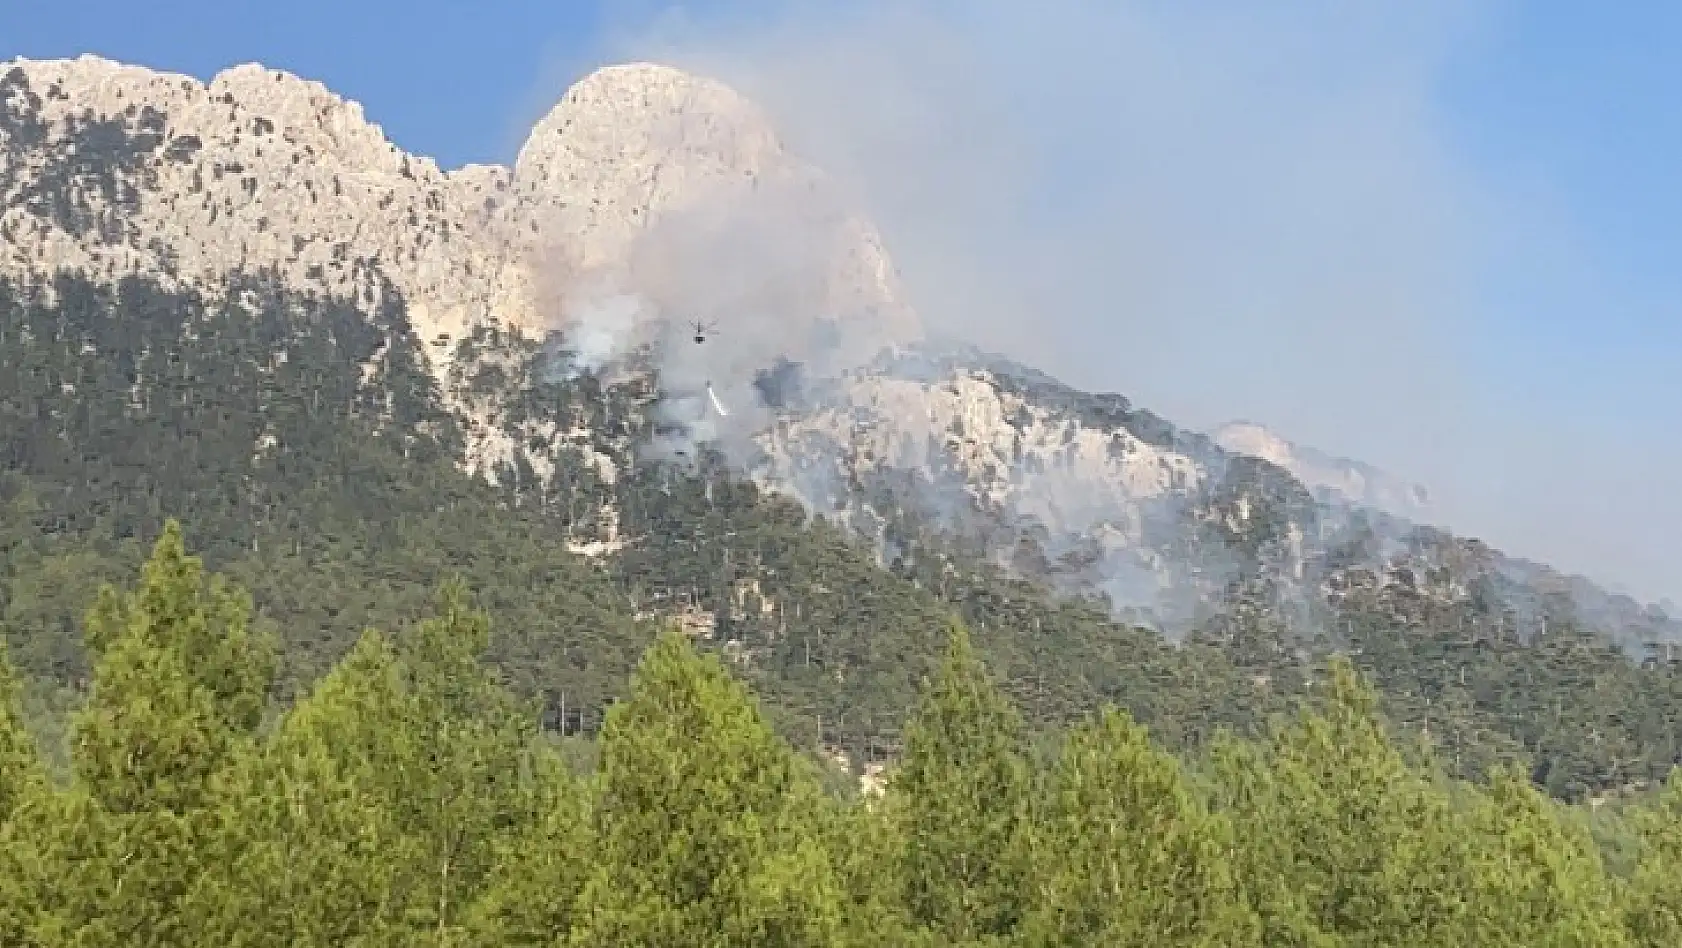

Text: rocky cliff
xmin=0 ymin=55 xmax=916 ymax=382
xmin=1 ymin=52 xmax=1672 ymax=652
xmin=1212 ymin=420 xmax=1431 ymax=521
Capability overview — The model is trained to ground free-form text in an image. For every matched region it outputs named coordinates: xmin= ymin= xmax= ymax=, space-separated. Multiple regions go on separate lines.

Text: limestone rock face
xmin=0 ymin=57 xmax=522 ymax=358
xmin=510 ymin=63 xmax=919 ymax=368
xmin=511 ymin=63 xmax=790 ymax=275
xmin=1212 ymin=420 xmax=1431 ymax=520
xmin=0 ymin=55 xmax=920 ymax=389
xmin=754 ymin=370 xmax=1201 ymax=536
xmin=731 ymin=347 xmax=1322 ymax=629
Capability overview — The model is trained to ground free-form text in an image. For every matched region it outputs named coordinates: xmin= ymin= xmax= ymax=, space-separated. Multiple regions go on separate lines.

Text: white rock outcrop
xmin=0 ymin=55 xmax=921 ymax=385
xmin=1212 ymin=420 xmax=1430 ymax=520
xmin=0 ymin=57 xmax=517 ymax=354
xmin=513 ymin=63 xmax=918 ymax=369
xmin=755 ymin=370 xmax=1201 ymax=540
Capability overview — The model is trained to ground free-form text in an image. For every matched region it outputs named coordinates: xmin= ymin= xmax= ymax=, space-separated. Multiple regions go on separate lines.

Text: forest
xmin=3 ymin=521 xmax=1682 ymax=946
xmin=4 ymin=271 xmax=1682 ymax=809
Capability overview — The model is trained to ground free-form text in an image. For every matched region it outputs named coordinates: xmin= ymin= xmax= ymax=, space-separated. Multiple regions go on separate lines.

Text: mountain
xmin=0 ymin=56 xmax=915 ymax=455
xmin=3 ymin=53 xmax=1680 ymax=802
xmin=1211 ymin=420 xmax=1431 ymax=520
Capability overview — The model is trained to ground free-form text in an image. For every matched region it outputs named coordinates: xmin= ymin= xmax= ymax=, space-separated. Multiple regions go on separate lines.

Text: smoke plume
xmin=556 ymin=0 xmax=1680 ymax=609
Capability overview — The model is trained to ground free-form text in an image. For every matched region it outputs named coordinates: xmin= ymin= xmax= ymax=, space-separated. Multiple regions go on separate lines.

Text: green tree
xmin=569 ymin=630 xmax=844 ymax=946
xmin=187 ymin=584 xmax=549 ymax=946
xmin=1207 ymin=657 xmax=1471 ymax=946
xmin=387 ymin=581 xmax=545 ymax=943
xmin=891 ymin=619 xmax=1031 ymax=943
xmin=1627 ymin=768 xmax=1682 ymax=946
xmin=16 ymin=521 xmax=277 ymax=947
xmin=181 ymin=630 xmax=411 ymax=946
xmin=1022 ymin=706 xmax=1258 ymax=946
xmin=0 ymin=642 xmax=44 ymax=822
xmin=817 ymin=789 xmax=934 ymax=947
xmin=71 ymin=521 xmax=274 ymax=813
xmin=1459 ymin=766 xmax=1628 ymax=946
xmin=464 ymin=742 xmax=594 ymax=946
xmin=0 ymin=642 xmax=51 ymax=947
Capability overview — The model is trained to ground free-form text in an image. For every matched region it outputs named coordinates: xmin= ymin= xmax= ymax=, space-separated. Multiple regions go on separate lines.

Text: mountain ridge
xmin=3 ymin=53 xmax=1672 ymax=644
xmin=0 ymin=54 xmax=918 ymax=384
xmin=3 ymin=51 xmax=1681 ymax=801
xmin=4 ymin=52 xmax=1674 ymax=641
xmin=1211 ymin=419 xmax=1431 ymax=521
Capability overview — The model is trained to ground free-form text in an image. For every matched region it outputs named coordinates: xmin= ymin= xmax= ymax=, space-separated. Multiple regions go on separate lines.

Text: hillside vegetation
xmin=3 ymin=272 xmax=1682 ymax=804
xmin=4 ymin=524 xmax=1682 ymax=945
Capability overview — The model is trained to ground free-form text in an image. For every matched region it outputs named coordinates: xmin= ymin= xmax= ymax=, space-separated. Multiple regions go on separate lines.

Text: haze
xmin=569 ymin=0 xmax=1681 ymax=608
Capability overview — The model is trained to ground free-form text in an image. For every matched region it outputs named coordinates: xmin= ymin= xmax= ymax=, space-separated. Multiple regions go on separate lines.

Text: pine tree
xmin=1459 ymin=766 xmax=1629 ymax=946
xmin=1627 ymin=767 xmax=1682 ymax=945
xmin=569 ymin=629 xmax=844 ymax=946
xmin=891 ymin=619 xmax=1031 ymax=943
xmin=1022 ymin=706 xmax=1259 ymax=946
xmin=73 ymin=519 xmax=274 ymax=814
xmin=387 ymin=581 xmax=544 ymax=943
xmin=181 ymin=630 xmax=412 ymax=946
xmin=0 ymin=643 xmax=51 ymax=947
xmin=817 ymin=786 xmax=934 ymax=947
xmin=1206 ymin=656 xmax=1471 ymax=945
xmin=186 ymin=583 xmax=548 ymax=946
xmin=0 ymin=642 xmax=44 ymax=823
xmin=26 ymin=520 xmax=277 ymax=947
xmin=464 ymin=742 xmax=594 ymax=946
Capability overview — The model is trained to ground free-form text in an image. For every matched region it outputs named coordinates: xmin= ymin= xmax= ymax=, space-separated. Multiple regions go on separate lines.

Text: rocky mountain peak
xmin=205 ymin=61 xmax=408 ymax=172
xmin=0 ymin=54 xmax=918 ymax=394
xmin=1 ymin=51 xmax=1670 ymax=653
xmin=0 ymin=53 xmax=517 ymax=362
xmin=1212 ymin=420 xmax=1431 ymax=520
xmin=510 ymin=61 xmax=919 ymax=364
xmin=512 ymin=61 xmax=786 ymax=237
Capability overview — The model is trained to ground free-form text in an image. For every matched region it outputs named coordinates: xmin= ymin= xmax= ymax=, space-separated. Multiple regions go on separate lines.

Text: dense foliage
xmin=1 ymin=271 xmax=1680 ymax=807
xmin=4 ymin=525 xmax=1682 ymax=945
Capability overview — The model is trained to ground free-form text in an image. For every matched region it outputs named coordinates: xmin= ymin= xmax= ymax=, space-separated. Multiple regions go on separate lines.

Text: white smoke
xmin=563 ymin=291 xmax=645 ymax=376
xmin=541 ymin=159 xmax=913 ymax=466
xmin=577 ymin=0 xmax=1682 ymax=612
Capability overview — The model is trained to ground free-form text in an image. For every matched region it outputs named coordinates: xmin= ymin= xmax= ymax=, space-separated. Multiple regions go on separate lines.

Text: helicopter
xmin=665 ymin=318 xmax=730 ymax=419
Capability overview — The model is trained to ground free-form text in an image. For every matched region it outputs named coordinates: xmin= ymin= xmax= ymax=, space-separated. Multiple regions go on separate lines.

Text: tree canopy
xmin=0 ymin=524 xmax=1677 ymax=944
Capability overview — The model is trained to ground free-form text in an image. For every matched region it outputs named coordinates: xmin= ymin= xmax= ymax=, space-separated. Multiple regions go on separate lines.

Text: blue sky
xmin=4 ymin=0 xmax=1679 ymax=601
xmin=1440 ymin=3 xmax=1680 ymax=403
